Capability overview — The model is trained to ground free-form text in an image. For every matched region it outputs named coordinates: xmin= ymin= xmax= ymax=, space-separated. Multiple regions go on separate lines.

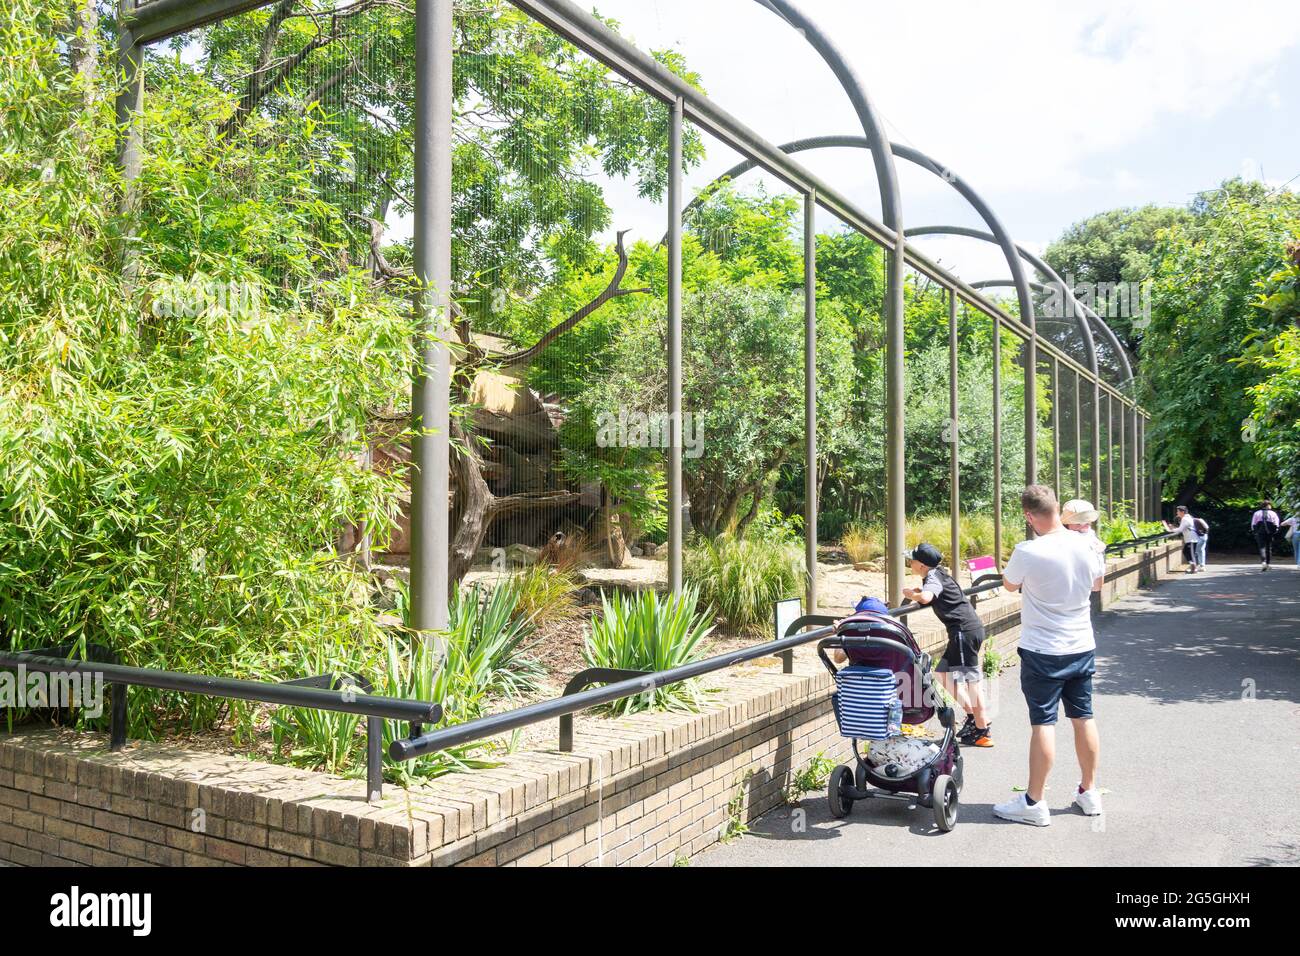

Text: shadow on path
xmin=1091 ymin=563 xmax=1300 ymax=705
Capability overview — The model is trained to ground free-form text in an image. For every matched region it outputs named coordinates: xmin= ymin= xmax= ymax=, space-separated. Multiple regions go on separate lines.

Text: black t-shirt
xmin=921 ymin=567 xmax=985 ymax=641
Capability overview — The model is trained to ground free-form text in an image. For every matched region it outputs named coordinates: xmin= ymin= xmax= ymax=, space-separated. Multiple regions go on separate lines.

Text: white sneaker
xmin=1073 ymin=786 xmax=1104 ymax=816
xmin=993 ymin=793 xmax=1051 ymax=827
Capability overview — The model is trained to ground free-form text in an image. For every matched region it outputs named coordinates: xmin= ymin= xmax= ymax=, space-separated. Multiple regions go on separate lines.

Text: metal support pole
xmin=1119 ymin=403 xmax=1127 ymax=519
xmin=366 ymin=716 xmax=383 ymax=802
xmin=1142 ymin=417 xmax=1151 ymax=519
xmin=992 ymin=314 xmax=1002 ymax=566
xmin=110 ymin=683 xmax=128 ymax=751
xmin=1131 ymin=406 xmax=1139 ymax=523
xmin=1073 ymin=370 xmax=1082 ymax=500
xmin=804 ymin=190 xmax=818 ymax=612
xmin=1091 ymin=379 xmax=1102 ymax=512
xmin=1138 ymin=416 xmax=1146 ymax=522
xmin=667 ymin=96 xmax=684 ymax=596
xmin=949 ymin=294 xmax=961 ymax=573
xmin=1135 ymin=415 xmax=1142 ymax=522
xmin=1025 ymin=336 xmax=1038 ymax=490
xmin=886 ymin=246 xmax=906 ymax=605
xmin=1051 ymin=358 xmax=1060 ymax=501
xmin=1107 ymin=393 xmax=1114 ymax=518
xmin=409 ymin=0 xmax=453 ymax=635
xmin=116 ymin=1 xmax=144 ymax=279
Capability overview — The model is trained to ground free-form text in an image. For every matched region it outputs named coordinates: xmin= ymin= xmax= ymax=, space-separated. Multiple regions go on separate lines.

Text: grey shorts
xmin=936 ymin=660 xmax=981 ymax=683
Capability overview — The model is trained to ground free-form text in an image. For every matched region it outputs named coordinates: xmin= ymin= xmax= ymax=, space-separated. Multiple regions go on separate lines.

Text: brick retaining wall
xmin=0 ymin=541 xmax=1183 ymax=868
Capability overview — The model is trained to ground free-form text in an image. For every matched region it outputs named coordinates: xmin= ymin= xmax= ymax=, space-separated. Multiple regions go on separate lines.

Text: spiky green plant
xmin=377 ymin=635 xmax=497 ymax=785
xmin=513 ymin=563 xmax=581 ymax=626
xmin=583 ymin=586 xmax=714 ymax=714
xmin=447 ymin=579 xmax=546 ymax=701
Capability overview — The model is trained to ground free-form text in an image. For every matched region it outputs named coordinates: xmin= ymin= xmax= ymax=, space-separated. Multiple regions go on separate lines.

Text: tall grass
xmin=513 ymin=563 xmax=581 ymax=626
xmin=684 ymin=535 xmax=804 ymax=634
xmin=840 ymin=512 xmax=1024 ymax=565
xmin=583 ymin=586 xmax=714 ymax=714
xmin=842 ymin=524 xmax=883 ymax=565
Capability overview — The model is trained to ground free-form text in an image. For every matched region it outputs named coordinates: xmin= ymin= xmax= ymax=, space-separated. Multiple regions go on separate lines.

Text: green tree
xmin=1045 ymin=204 xmax=1192 ymax=356
xmin=574 ymin=286 xmax=856 ymax=539
xmin=1245 ymin=243 xmax=1300 ymax=504
xmin=1140 ymin=181 xmax=1300 ymax=499
xmin=197 ymin=0 xmax=704 ymax=314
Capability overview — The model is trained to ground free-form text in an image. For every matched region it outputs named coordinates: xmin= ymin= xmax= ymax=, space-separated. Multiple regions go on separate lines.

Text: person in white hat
xmin=1061 ymin=500 xmax=1106 ymax=559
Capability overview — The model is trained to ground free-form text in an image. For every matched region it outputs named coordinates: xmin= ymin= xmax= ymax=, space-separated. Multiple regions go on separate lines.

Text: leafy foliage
xmin=446 ymin=578 xmax=546 ymax=701
xmin=0 ymin=2 xmax=414 ymax=736
xmin=1139 ymin=181 xmax=1300 ymax=497
xmin=1044 ymin=204 xmax=1193 ymax=355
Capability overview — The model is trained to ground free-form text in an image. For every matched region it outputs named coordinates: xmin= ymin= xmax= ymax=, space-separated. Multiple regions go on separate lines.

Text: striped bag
xmin=831 ymin=665 xmax=898 ymax=741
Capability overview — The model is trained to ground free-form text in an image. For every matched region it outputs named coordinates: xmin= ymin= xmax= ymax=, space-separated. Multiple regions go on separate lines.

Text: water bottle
xmin=887 ymin=697 xmax=903 ymax=737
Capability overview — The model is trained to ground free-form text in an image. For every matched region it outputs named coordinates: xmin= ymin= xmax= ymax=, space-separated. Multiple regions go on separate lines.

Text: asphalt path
xmin=699 ymin=561 xmax=1300 ymax=867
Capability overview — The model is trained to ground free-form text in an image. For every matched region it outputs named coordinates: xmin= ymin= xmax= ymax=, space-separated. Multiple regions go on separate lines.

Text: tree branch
xmin=491 ymin=230 xmax=650 ymax=369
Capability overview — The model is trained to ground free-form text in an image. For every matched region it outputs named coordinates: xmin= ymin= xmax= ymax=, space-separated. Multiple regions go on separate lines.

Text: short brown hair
xmin=1021 ymin=484 xmax=1059 ymax=518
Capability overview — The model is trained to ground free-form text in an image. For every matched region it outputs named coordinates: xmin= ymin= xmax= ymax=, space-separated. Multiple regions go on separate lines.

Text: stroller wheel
xmin=854 ymin=761 xmax=868 ymax=792
xmin=828 ymin=765 xmax=855 ymax=819
xmin=953 ymin=752 xmax=965 ymax=793
xmin=932 ymin=774 xmax=959 ymax=832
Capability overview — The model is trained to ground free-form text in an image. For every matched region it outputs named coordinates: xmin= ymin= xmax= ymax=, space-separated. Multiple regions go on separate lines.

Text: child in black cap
xmin=902 ymin=543 xmax=993 ymax=747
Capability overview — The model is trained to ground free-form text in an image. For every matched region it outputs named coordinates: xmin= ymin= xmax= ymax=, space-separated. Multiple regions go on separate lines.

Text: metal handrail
xmin=1104 ymin=530 xmax=1180 ymax=557
xmin=389 ymin=577 xmax=1006 ymax=763
xmin=0 ymin=647 xmax=441 ymax=802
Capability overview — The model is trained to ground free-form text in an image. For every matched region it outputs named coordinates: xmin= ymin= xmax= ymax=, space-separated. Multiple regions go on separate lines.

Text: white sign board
xmin=774 ymin=597 xmax=803 ymax=642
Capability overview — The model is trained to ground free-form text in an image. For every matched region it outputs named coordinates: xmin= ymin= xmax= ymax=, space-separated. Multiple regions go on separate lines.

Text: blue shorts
xmin=1018 ymin=648 xmax=1096 ymax=725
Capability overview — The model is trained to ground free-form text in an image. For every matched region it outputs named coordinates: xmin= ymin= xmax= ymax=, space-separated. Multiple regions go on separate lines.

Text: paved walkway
xmin=700 ymin=561 xmax=1300 ymax=867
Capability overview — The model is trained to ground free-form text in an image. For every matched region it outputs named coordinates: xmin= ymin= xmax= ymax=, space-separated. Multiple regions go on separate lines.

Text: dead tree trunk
xmin=437 ymin=232 xmax=648 ymax=592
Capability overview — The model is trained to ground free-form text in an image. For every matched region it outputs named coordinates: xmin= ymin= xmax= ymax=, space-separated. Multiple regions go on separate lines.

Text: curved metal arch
xmin=683 ymin=133 xmax=1037 ymax=346
xmin=681 ymin=133 xmax=1133 ymax=389
xmin=970 ymin=278 xmax=1102 ymax=376
xmin=753 ymin=0 xmax=910 ymax=603
xmin=908 ymin=225 xmax=1136 ymax=388
xmin=752 ymin=4 xmax=904 ymax=233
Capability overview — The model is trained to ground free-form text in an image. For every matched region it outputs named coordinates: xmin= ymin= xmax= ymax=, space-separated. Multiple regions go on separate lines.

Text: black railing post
xmin=366 ymin=716 xmax=383 ymax=802
xmin=557 ymin=668 xmax=651 ymax=751
xmin=110 ymin=682 xmax=127 ymax=751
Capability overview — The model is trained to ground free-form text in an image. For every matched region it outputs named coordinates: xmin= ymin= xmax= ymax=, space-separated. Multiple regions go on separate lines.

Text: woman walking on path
xmin=1251 ymin=500 xmax=1281 ymax=571
xmin=1165 ymin=506 xmax=1201 ymax=573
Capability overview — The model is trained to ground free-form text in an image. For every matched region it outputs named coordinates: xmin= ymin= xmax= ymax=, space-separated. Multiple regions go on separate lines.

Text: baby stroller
xmin=818 ymin=609 xmax=962 ymax=832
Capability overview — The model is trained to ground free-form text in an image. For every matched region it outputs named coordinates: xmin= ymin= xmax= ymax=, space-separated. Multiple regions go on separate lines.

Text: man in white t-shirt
xmin=993 ymin=485 xmax=1107 ymax=827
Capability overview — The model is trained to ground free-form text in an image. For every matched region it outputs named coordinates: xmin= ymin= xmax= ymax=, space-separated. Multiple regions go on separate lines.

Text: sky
xmin=575 ymin=0 xmax=1300 ymax=284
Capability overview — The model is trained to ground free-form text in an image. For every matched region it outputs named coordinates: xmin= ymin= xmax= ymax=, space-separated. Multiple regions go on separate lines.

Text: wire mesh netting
xmin=125 ymin=0 xmax=1145 ymax=661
